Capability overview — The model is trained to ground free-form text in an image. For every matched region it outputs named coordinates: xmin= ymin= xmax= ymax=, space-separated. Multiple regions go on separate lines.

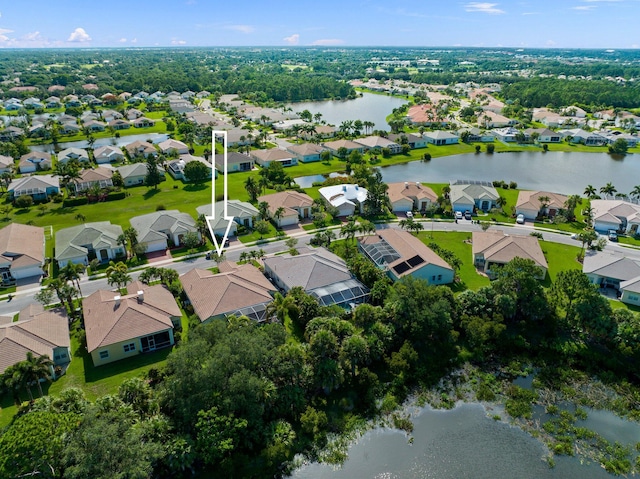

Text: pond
xmin=294 ymin=172 xmax=349 ymax=188
xmin=289 ymin=403 xmax=618 ymax=479
xmin=286 ymin=92 xmax=408 ymax=131
xmin=29 ymin=133 xmax=170 ymax=153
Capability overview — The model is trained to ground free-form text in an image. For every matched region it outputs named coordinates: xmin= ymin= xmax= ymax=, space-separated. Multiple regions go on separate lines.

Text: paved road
xmin=1 ymin=220 xmax=637 ymax=317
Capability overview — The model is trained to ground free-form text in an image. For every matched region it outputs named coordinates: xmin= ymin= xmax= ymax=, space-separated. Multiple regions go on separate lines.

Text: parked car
xmin=455 ymin=211 xmax=463 ymax=220
xmin=464 ymin=211 xmax=472 ymax=221
xmin=516 ymin=214 xmax=525 ymax=225
xmin=406 ymin=211 xmax=413 ymax=219
xmin=608 ymin=229 xmax=618 ymax=242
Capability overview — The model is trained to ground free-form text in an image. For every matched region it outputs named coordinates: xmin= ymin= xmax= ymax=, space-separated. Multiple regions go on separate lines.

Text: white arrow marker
xmin=207 ymin=130 xmax=235 ymax=256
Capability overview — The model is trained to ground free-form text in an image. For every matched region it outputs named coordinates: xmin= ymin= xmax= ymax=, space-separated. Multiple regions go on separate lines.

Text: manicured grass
xmin=538 ymin=240 xmax=583 ymax=285
xmin=238 ymin=222 xmax=280 ymax=243
xmin=416 ymin=230 xmax=490 ymax=292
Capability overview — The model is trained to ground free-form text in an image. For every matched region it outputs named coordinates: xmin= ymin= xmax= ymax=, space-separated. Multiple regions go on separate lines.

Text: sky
xmin=0 ymin=0 xmax=639 ymax=49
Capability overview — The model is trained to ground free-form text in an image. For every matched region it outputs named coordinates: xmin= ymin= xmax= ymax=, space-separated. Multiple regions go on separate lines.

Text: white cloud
xmin=0 ymin=27 xmax=13 ymax=43
xmin=464 ymin=2 xmax=505 ymax=14
xmin=131 ymin=38 xmax=138 ymax=44
xmin=67 ymin=27 xmax=91 ymax=43
xmin=24 ymin=31 xmax=41 ymax=41
xmin=119 ymin=37 xmax=127 ymax=43
xmin=311 ymin=38 xmax=345 ymax=46
xmin=572 ymin=5 xmax=595 ymax=10
xmin=171 ymin=39 xmax=187 ymax=45
xmin=225 ymin=24 xmax=254 ymax=34
xmin=546 ymin=39 xmax=556 ymax=46
xmin=283 ymin=33 xmax=300 ymax=45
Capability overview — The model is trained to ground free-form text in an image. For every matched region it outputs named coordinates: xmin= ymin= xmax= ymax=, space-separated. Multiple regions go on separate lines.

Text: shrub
xmin=105 ymin=191 xmax=126 ymax=202
xmin=15 ymin=195 xmax=34 ymax=209
xmin=509 ymin=181 xmax=518 ymax=189
xmin=486 ymin=144 xmax=495 ymax=154
xmin=50 ymin=193 xmax=64 ymax=203
xmin=156 ymin=204 xmax=166 ymax=211
xmin=63 ymin=197 xmax=88 ymax=207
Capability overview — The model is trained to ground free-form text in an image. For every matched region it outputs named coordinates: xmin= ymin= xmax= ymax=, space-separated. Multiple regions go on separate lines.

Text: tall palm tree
xmin=340 ymin=217 xmax=358 ymax=242
xmin=244 ymin=176 xmax=260 ymax=202
xmin=600 ymin=182 xmax=617 ymax=197
xmin=274 ymin=207 xmax=285 ymax=226
xmin=583 ymin=185 xmax=597 ymax=199
xmin=630 ymin=185 xmax=640 ymax=200
xmin=23 ymin=352 xmax=54 ymax=397
xmin=60 ymin=262 xmax=86 ymax=297
xmin=265 ymin=292 xmax=296 ymax=323
xmin=258 ymin=201 xmax=270 ymax=221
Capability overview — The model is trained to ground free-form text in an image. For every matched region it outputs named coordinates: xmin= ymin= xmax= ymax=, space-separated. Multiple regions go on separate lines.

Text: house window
xmin=437 ymin=275 xmax=442 ymax=281
xmin=99 ymin=350 xmax=109 ymax=360
xmin=54 ymin=351 xmax=68 ymax=361
xmin=123 ymin=343 xmax=136 ymax=353
xmin=431 ymin=275 xmax=436 ymax=281
xmin=630 ymin=295 xmax=639 ymax=301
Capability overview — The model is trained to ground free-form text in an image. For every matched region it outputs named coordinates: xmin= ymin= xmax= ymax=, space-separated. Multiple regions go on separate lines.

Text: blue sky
xmin=0 ymin=0 xmax=638 ymax=49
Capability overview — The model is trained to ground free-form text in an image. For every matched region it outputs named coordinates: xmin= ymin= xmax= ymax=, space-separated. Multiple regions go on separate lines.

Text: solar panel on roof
xmin=407 ymin=255 xmax=425 ymax=268
xmin=393 ymin=262 xmax=411 ymax=275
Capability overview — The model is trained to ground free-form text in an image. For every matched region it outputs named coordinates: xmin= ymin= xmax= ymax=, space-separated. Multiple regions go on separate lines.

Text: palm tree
xmin=496 ymin=196 xmax=507 ymax=211
xmin=538 ymin=195 xmax=551 ymax=215
xmin=630 ymin=185 xmax=640 ymax=200
xmin=258 ymin=201 xmax=270 ymax=220
xmin=582 ymin=206 xmax=594 ymax=227
xmin=60 ymin=262 xmax=86 ymax=297
xmin=274 ymin=207 xmax=285 ymax=226
xmin=583 ymin=185 xmax=597 ymax=199
xmin=258 ymin=175 xmax=270 ymax=195
xmin=265 ymin=292 xmax=296 ymax=322
xmin=0 ymin=364 xmax=25 ymax=405
xmin=23 ymin=352 xmax=53 ymax=397
xmin=340 ymin=217 xmax=358 ymax=242
xmin=357 ymin=219 xmax=376 ymax=236
xmin=124 ymin=227 xmax=139 ymax=257
xmin=244 ymin=176 xmax=260 ymax=202
xmin=600 ymin=182 xmax=617 ymax=197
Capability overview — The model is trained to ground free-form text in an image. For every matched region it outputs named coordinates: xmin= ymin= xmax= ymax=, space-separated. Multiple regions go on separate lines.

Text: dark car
xmin=464 ymin=211 xmax=472 ymax=221
xmin=608 ymin=230 xmax=618 ymax=242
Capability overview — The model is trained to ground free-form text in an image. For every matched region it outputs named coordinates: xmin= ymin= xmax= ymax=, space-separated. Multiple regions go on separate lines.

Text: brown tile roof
xmin=258 ymin=191 xmax=313 ymax=218
xmin=359 ymin=229 xmax=452 ymax=277
xmin=472 ymin=231 xmax=548 ymax=269
xmin=180 ymin=263 xmax=274 ymax=321
xmin=79 ymin=166 xmax=113 ymax=182
xmin=516 ymin=191 xmax=568 ymax=211
xmin=0 ymin=223 xmax=44 ymax=269
xmin=0 ymin=306 xmax=69 ymax=374
xmin=250 ymin=149 xmax=294 ymax=162
xmin=82 ymin=283 xmax=180 ymax=352
xmin=387 ymin=182 xmax=437 ymax=205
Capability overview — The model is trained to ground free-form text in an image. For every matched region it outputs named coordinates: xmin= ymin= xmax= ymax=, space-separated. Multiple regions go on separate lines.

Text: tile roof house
xmin=196 ymin=200 xmax=259 ymax=237
xmin=449 ymin=182 xmax=499 ymax=213
xmin=406 ymin=104 xmax=447 ymax=125
xmin=258 ymin=191 xmax=314 ymax=227
xmin=214 ymin=152 xmax=254 ymax=173
xmin=286 ymin=143 xmax=329 ymax=163
xmin=478 ymin=110 xmax=516 ymax=128
xmin=472 ymin=231 xmax=548 ymax=279
xmin=590 ymin=200 xmax=640 ymax=235
xmin=55 ymin=222 xmax=125 ymax=268
xmin=167 ymin=154 xmax=213 ymax=181
xmin=515 ymin=191 xmax=568 ymax=220
xmin=319 ymin=184 xmax=369 ymax=217
xmin=250 ymin=148 xmax=297 ymax=168
xmin=108 ymin=119 xmax=131 ymax=130
xmin=523 ymin=128 xmax=562 ymax=143
xmin=264 ymin=247 xmax=369 ymax=307
xmin=354 ymin=136 xmax=402 ymax=154
xmin=359 ymin=229 xmax=454 ymax=283
xmin=158 ymin=139 xmax=189 ymax=155
xmin=94 ymin=145 xmax=125 ymax=164
xmin=387 ymin=182 xmax=437 ymax=213
xmin=8 ymin=174 xmax=60 ymax=201
xmin=0 ymin=305 xmax=70 ymax=378
xmin=57 ymin=147 xmax=90 ymax=164
xmin=83 ymin=281 xmax=181 ymax=366
xmin=387 ymin=133 xmax=427 ymax=149
xmin=181 ymin=262 xmax=275 ymax=322
xmin=583 ymin=251 xmax=640 ymax=305
xmin=0 ymin=223 xmax=45 ymax=282
xmin=0 ymin=154 xmax=14 ymax=174
xmin=117 ymin=162 xmax=165 ymax=187
xmin=322 ymin=139 xmax=364 ymax=156
xmin=76 ymin=167 xmax=114 ymax=192
xmin=423 ymin=130 xmax=459 ymax=145
xmin=18 ymin=151 xmax=52 ymax=173
xmin=125 ymin=140 xmax=158 ymax=158
xmin=130 ymin=210 xmax=200 ymax=253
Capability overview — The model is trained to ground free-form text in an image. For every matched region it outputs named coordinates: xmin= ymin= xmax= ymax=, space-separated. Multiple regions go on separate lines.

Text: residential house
xmin=94 ymin=145 xmax=125 ymax=164
xmin=0 ymin=126 xmax=26 ymax=141
xmin=250 ymin=148 xmax=297 ymax=167
xmin=0 ymin=155 xmax=14 ymax=174
xmin=108 ymin=119 xmax=131 ymax=131
xmin=45 ymin=96 xmax=61 ymax=109
xmin=489 ymin=127 xmax=520 ymax=143
xmin=472 ymin=230 xmax=548 ymax=279
xmin=223 ymin=128 xmax=256 ymax=148
xmin=450 ymin=182 xmax=500 ymax=213
xmin=130 ymin=210 xmax=201 ymax=252
xmin=82 ymin=120 xmax=106 ymax=132
xmin=0 ymin=223 xmax=45 ymax=282
xmin=18 ymin=151 xmax=52 ymax=173
xmin=126 ymin=108 xmax=144 ymax=120
xmin=354 ymin=136 xmax=402 ymax=154
xmin=8 ymin=175 xmax=60 ymax=201
xmin=57 ymin=147 xmax=90 ymax=165
xmin=125 ymin=140 xmax=157 ymax=158
xmin=117 ymin=162 xmax=165 ymax=187
xmin=63 ymin=95 xmax=81 ymax=107
xmin=561 ymin=106 xmax=587 ymax=118
xmin=591 ymin=200 xmax=640 ymax=235
xmin=302 ymin=125 xmax=336 ymax=140
xmin=132 ymin=117 xmax=155 ymax=128
xmin=23 ymin=98 xmax=44 ymax=110
xmin=181 ymin=262 xmax=275 ymax=323
xmin=60 ymin=122 xmax=80 ymax=135
xmin=55 ymin=222 xmax=125 ymax=267
xmin=264 ymin=247 xmax=369 ymax=307
xmin=286 ymin=143 xmax=329 ymax=163
xmin=615 ymin=112 xmax=640 ymax=129
xmin=83 ymin=282 xmax=181 ymax=366
xmin=169 ymin=99 xmax=194 ymax=114
xmin=101 ymin=110 xmax=123 ymax=122
xmin=594 ymin=109 xmax=616 ymax=121
xmin=0 ymin=305 xmax=70 ymax=378
xmin=456 ymin=127 xmax=494 ymax=143
xmin=583 ymin=251 xmax=640 ymax=297
xmin=406 ymin=104 xmax=447 ymax=126
xmin=322 ymin=139 xmax=364 ymax=157
xmin=167 ymin=154 xmax=213 ymax=181
xmin=186 ymin=112 xmax=218 ymax=126
xmin=358 ymin=228 xmax=454 ymax=284
xmin=560 ymin=128 xmax=607 ymax=146
xmin=515 ymin=191 xmax=568 ymax=220
xmin=214 ymin=152 xmax=254 ymax=173
xmin=158 ymin=139 xmax=189 ymax=155
xmin=272 ymin=119 xmax=307 ymax=132
xmin=424 ymin=130 xmax=459 ymax=145
xmin=319 ymin=184 xmax=369 ymax=217
xmin=478 ymin=110 xmax=515 ymax=128
xmin=523 ymin=128 xmax=561 ymax=143
xmin=76 ymin=167 xmax=114 ymax=192
xmin=196 ymin=200 xmax=259 ymax=237
xmin=387 ymin=182 xmax=438 ymax=213
xmin=388 ymin=133 xmax=428 ymax=149
xmin=257 ymin=191 xmax=314 ymax=227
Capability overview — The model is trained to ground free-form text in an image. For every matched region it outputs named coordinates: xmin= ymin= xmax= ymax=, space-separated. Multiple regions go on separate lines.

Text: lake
xmin=287 ymin=92 xmax=408 ymax=131
xmin=290 ymin=403 xmax=617 ymax=479
xmin=295 ymin=151 xmax=640 ymax=195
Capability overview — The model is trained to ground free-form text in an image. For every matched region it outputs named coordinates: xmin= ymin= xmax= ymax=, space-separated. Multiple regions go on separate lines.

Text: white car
xmin=455 ymin=211 xmax=463 ymax=220
xmin=516 ymin=214 xmax=525 ymax=224
xmin=406 ymin=211 xmax=413 ymax=218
